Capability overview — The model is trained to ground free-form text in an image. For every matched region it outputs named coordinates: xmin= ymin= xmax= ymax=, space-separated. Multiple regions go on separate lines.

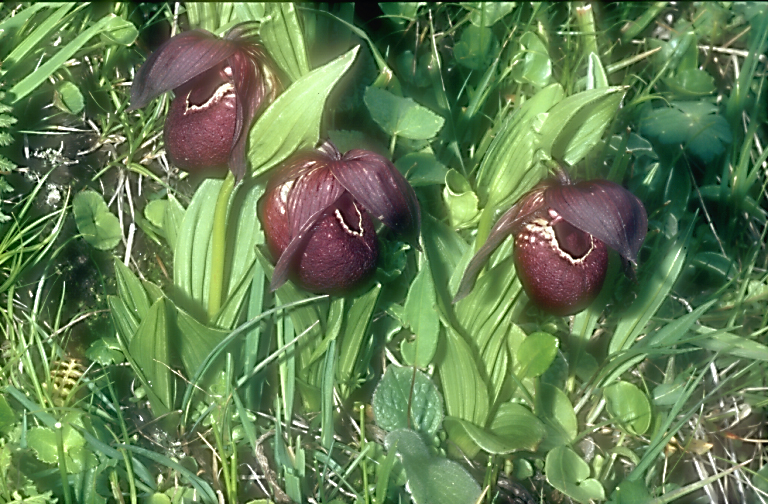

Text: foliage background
xmin=0 ymin=2 xmax=767 ymax=503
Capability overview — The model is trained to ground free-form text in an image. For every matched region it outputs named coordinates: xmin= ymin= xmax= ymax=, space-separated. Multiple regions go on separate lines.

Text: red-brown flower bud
xmin=259 ymin=141 xmax=421 ymax=293
xmin=454 ymin=168 xmax=646 ymax=315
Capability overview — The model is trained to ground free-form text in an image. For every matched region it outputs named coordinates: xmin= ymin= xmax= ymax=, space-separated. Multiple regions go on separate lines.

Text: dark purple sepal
xmin=331 ymin=148 xmax=422 ymax=250
xmin=545 ymin=180 xmax=647 ymax=264
xmin=130 ymin=30 xmax=237 ymax=110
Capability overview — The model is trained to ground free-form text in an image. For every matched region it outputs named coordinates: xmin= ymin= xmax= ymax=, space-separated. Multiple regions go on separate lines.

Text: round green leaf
xmin=73 ymin=190 xmax=121 ymax=250
xmin=364 ymin=86 xmax=445 ymax=140
xmin=54 ymin=81 xmax=84 ymax=114
xmin=515 ymin=331 xmax=558 ymax=378
xmin=463 ymin=2 xmax=516 ymax=27
xmin=443 ymin=169 xmax=480 ymax=229
xmin=454 ymin=25 xmax=498 ymax=70
xmin=545 ymin=445 xmax=605 ymax=503
xmin=373 ymin=367 xmax=444 ymax=436
xmin=511 ymin=32 xmax=552 ymax=88
xmin=100 ymin=16 xmax=139 ymax=45
xmin=604 ymin=381 xmax=652 ymax=435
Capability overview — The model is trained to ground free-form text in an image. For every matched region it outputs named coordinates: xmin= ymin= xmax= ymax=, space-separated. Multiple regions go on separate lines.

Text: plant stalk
xmin=208 ymin=172 xmax=236 ymax=320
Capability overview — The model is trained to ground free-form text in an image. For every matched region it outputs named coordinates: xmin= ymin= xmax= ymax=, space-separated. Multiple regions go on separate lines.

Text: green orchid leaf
xmin=249 ymin=46 xmax=359 ymax=177
xmin=402 ymin=252 xmax=440 ymax=367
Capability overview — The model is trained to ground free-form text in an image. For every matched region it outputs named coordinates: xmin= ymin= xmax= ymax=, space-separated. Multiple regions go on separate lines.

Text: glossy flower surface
xmin=259 ymin=141 xmax=421 ymax=293
xmin=130 ymin=23 xmax=280 ymax=180
xmin=454 ymin=169 xmax=647 ymax=315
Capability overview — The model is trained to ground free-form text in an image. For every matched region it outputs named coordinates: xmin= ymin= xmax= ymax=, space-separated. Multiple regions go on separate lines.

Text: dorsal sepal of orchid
xmin=129 ymin=30 xmax=237 ymax=110
xmin=545 ymin=179 xmax=647 ymax=264
xmin=327 ymin=144 xmax=422 ymax=251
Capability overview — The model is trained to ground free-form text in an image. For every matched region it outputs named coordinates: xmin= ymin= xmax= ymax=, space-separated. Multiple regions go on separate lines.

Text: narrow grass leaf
xmin=10 ymin=15 xmax=137 ymax=103
xmin=609 ymin=223 xmax=691 ymax=354
xmin=337 ymin=284 xmax=381 ymax=395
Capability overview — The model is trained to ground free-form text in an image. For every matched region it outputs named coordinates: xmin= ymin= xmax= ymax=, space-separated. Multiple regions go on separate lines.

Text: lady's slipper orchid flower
xmin=129 ymin=22 xmax=280 ymax=181
xmin=454 ymin=168 xmax=647 ymax=316
xmin=259 ymin=141 xmax=421 ymax=293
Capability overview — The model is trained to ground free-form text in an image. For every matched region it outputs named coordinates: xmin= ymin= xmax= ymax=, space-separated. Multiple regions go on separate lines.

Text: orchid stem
xmin=208 ymin=171 xmax=235 ymax=321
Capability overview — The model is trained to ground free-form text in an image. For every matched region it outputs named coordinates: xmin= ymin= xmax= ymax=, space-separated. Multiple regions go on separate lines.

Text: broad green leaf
xmin=175 ymin=308 xmax=228 ymax=378
xmin=454 ymin=25 xmax=498 ymax=71
xmin=444 ymin=402 xmax=545 ymax=455
xmin=85 ymin=337 xmax=124 ymax=366
xmin=144 ymin=195 xmax=185 ymax=251
xmin=73 ymin=190 xmax=121 ymax=250
xmin=639 ymin=101 xmax=732 ymax=163
xmin=537 ymin=383 xmax=577 ymax=450
xmin=538 ymin=86 xmax=627 ymax=166
xmin=395 ymin=151 xmax=449 ymax=187
xmin=108 ymin=296 xmax=138 ymax=344
xmin=604 ymin=381 xmax=652 ymax=435
xmin=248 ymin=46 xmax=359 ymax=177
xmin=463 ymin=2 xmax=516 ymax=27
xmin=475 ymin=83 xmax=563 ymax=216
xmin=665 ymin=68 xmax=716 ymax=97
xmin=443 ymin=169 xmax=480 ymax=229
xmin=586 ymin=52 xmax=609 ymax=90
xmin=53 ymin=81 xmax=84 ymax=114
xmin=511 ymin=31 xmax=552 ymax=88
xmin=516 ymin=331 xmax=558 ymax=379
xmin=337 ymin=284 xmax=381 ymax=396
xmin=174 ymin=179 xmax=221 ymax=306
xmin=27 ymin=413 xmax=97 ymax=474
xmin=129 ymin=298 xmax=173 ymax=416
xmin=546 ymin=445 xmax=605 ymax=503
xmin=401 ymin=252 xmax=440 ymax=367
xmin=372 ymin=367 xmax=444 ymax=436
xmin=364 ymin=86 xmax=445 ymax=140
xmin=114 ymin=260 xmax=150 ymax=321
xmin=439 ymin=327 xmax=489 ymax=426
xmin=385 ymin=429 xmax=482 ymax=504
xmin=260 ymin=3 xmax=310 ymax=82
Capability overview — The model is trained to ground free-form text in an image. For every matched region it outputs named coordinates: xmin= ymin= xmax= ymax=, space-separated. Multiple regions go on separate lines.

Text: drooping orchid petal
xmin=260 ymin=140 xmax=421 ymax=293
xmin=453 ymin=186 xmax=547 ymax=303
